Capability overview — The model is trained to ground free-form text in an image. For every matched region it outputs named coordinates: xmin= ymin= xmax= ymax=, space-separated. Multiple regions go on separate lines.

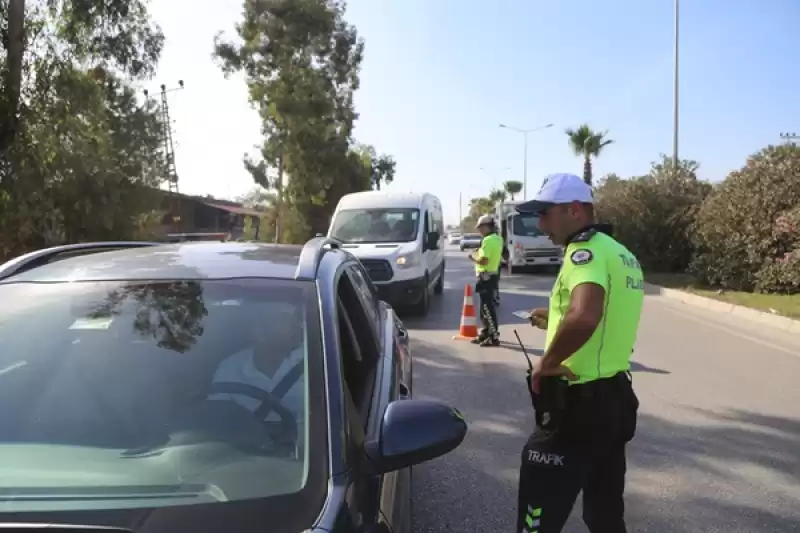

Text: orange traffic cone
xmin=453 ymin=283 xmax=479 ymax=341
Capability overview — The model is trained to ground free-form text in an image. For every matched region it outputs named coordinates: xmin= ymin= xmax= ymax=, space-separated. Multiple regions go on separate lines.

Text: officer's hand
xmin=529 ymin=308 xmax=548 ymax=330
xmin=530 ymin=359 xmax=578 ymax=394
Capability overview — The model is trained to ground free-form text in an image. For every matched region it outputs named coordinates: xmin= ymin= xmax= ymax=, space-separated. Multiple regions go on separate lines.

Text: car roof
xmin=1 ymin=242 xmax=312 ymax=283
xmin=334 ymin=191 xmax=440 ymax=211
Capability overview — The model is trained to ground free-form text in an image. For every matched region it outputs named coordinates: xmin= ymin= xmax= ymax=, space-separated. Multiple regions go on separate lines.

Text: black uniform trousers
xmin=516 ymin=372 xmax=639 ymax=533
xmin=475 ymin=273 xmax=499 ymax=338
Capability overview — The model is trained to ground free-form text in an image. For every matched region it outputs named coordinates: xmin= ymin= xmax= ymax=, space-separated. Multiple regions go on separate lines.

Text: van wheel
xmin=434 ymin=264 xmax=444 ymax=295
xmin=411 ymin=275 xmax=430 ymax=317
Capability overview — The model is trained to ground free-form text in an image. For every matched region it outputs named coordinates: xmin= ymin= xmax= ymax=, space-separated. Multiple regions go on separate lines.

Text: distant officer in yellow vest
xmin=514 ymin=173 xmax=644 ymax=533
xmin=468 ymin=214 xmax=503 ymax=347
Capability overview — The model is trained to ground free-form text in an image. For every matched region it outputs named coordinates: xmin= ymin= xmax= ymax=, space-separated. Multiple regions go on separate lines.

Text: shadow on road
xmin=411 ymin=340 xmax=531 ymax=532
xmin=630 ymin=360 xmax=670 ymax=374
xmin=410 ymin=338 xmax=800 ymax=532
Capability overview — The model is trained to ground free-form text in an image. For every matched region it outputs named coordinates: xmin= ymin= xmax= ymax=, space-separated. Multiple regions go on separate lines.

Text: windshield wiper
xmin=0 ymin=524 xmax=132 ymax=533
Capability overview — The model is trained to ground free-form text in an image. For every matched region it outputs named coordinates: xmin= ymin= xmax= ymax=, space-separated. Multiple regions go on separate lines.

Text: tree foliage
xmin=566 ymin=124 xmax=614 ymax=186
xmin=503 ymin=179 xmax=522 ymax=200
xmin=215 ymin=0 xmax=387 ymax=241
xmin=596 ymin=144 xmax=800 ymax=296
xmin=460 ymin=196 xmax=495 ymax=230
xmin=594 ymin=155 xmax=711 ymax=273
xmin=1 ymin=0 xmax=167 ymax=259
xmin=691 ymin=144 xmax=800 ymax=293
xmin=354 ymin=143 xmax=396 ymax=190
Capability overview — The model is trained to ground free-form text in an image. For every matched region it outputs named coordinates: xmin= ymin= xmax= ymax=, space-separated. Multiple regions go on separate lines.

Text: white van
xmin=328 ymin=191 xmax=445 ymax=316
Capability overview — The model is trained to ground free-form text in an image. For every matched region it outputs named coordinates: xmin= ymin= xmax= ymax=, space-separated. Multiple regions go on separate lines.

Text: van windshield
xmin=330 ymin=208 xmax=420 ymax=244
xmin=511 ymin=213 xmax=545 ymax=237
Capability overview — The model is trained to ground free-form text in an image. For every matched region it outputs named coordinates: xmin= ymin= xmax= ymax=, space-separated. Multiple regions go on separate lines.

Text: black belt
xmin=568 ymin=371 xmax=631 ymax=400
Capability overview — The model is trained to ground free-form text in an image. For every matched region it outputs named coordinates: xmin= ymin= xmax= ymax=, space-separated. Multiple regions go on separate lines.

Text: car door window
xmin=336 ymin=268 xmax=380 ymax=423
xmin=346 ymin=264 xmax=380 ymax=340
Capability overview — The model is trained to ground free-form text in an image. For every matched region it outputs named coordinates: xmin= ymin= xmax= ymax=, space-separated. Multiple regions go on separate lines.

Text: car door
xmin=426 ymin=202 xmax=445 ymax=287
xmin=343 ymin=264 xmax=411 ymax=533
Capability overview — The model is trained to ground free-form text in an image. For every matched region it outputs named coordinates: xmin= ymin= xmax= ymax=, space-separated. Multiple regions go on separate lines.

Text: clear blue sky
xmin=149 ymin=0 xmax=800 ymax=225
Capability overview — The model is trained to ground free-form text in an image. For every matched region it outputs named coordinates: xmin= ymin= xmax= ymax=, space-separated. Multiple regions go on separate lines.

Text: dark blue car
xmin=0 ymin=238 xmax=467 ymax=533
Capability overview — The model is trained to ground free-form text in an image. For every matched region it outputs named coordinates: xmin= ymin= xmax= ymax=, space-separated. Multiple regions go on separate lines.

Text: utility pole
xmin=780 ymin=132 xmax=799 ymax=145
xmin=672 ymin=0 xmax=680 ymax=169
xmin=458 ymin=191 xmax=462 ymax=229
xmin=145 ymin=81 xmax=184 ymax=232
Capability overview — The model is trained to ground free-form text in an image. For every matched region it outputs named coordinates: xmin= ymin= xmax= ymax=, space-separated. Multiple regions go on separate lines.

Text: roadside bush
xmin=692 ymin=144 xmax=800 ymax=293
xmin=594 ymin=156 xmax=711 ymax=272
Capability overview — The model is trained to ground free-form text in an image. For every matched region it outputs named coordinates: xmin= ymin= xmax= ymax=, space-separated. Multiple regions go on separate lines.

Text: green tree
xmin=1 ymin=0 xmax=166 ymax=257
xmin=594 ymin=156 xmax=711 ymax=272
xmin=461 ymin=196 xmax=495 ymax=230
xmin=565 ymin=124 xmax=614 ymax=186
xmin=503 ymin=180 xmax=523 ymax=200
xmin=215 ymin=0 xmax=378 ymax=240
xmin=237 ymin=186 xmax=280 ymax=242
xmin=355 ymin=143 xmax=396 ymax=190
xmin=692 ymin=144 xmax=800 ymax=293
xmin=488 ymin=188 xmax=506 ymax=203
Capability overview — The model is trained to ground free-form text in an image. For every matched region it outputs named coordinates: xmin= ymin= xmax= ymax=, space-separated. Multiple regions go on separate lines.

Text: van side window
xmin=423 ymin=211 xmax=430 ymax=234
xmin=432 ymin=209 xmax=443 ymax=236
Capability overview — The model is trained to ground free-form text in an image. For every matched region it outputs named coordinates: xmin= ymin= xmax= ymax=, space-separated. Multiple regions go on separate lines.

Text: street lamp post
xmin=673 ymin=0 xmax=680 ymax=169
xmin=499 ymin=123 xmax=554 ymax=200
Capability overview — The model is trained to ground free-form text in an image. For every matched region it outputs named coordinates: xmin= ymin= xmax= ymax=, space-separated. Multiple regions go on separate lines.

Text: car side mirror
xmin=426 ymin=231 xmax=440 ymax=250
xmin=363 ymin=399 xmax=467 ymax=476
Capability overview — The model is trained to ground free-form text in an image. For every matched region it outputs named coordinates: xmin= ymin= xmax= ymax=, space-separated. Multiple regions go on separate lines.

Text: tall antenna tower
xmin=144 ymin=81 xmax=184 ymax=229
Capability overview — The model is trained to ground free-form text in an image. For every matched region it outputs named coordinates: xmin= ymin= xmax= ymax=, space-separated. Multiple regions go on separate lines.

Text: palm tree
xmin=565 ymin=124 xmax=614 ymax=186
xmin=503 ymin=180 xmax=523 ymax=200
xmin=488 ymin=188 xmax=507 ymax=203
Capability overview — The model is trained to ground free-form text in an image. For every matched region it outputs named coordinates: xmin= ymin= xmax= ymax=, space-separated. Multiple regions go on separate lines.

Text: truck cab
xmin=496 ymin=201 xmax=563 ymax=272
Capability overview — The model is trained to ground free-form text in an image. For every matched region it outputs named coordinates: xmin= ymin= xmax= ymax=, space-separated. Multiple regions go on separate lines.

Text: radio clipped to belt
xmin=514 ymin=330 xmax=568 ymax=431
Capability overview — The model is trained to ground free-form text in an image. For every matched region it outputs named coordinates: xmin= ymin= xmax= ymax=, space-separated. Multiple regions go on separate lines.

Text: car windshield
xmin=464 ymin=233 xmax=481 ymax=239
xmin=512 ymin=213 xmax=545 ymax=237
xmin=0 ymin=278 xmax=326 ymax=526
xmin=330 ymin=208 xmax=420 ymax=243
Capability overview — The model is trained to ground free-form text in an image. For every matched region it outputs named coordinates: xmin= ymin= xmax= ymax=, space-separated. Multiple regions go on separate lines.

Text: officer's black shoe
xmin=479 ymin=336 xmax=500 ymax=347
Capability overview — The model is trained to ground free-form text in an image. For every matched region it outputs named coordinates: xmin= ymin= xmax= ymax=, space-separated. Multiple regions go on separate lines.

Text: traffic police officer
xmin=468 ymin=214 xmax=503 ymax=347
xmin=514 ymin=173 xmax=644 ymax=533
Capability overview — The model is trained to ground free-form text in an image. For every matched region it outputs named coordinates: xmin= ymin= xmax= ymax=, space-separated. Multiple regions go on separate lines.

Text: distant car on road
xmin=460 ymin=233 xmax=482 ymax=251
xmin=447 ymin=232 xmax=462 ymax=245
xmin=0 ymin=238 xmax=467 ymax=533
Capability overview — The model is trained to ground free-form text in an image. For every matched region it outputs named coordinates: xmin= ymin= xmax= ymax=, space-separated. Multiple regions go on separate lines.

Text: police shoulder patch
xmin=570 ymin=249 xmax=593 ymax=265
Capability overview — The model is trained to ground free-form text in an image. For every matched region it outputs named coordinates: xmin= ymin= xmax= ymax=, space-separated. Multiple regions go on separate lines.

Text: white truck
xmin=495 ymin=200 xmax=563 ymax=272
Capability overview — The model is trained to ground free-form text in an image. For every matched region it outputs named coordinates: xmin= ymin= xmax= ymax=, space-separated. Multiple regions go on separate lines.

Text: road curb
xmin=644 ymin=283 xmax=800 ymax=334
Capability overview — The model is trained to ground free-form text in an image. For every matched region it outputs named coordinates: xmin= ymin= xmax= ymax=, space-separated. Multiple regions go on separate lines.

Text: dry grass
xmin=646 ymin=272 xmax=800 ymax=320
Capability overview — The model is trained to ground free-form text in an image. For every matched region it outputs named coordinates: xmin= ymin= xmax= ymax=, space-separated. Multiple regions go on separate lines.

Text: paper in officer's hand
xmin=513 ymin=310 xmax=533 ymax=321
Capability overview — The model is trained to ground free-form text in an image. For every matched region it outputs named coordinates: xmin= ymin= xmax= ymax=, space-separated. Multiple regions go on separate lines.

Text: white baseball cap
xmin=516 ymin=173 xmax=593 ymax=214
xmin=475 ymin=214 xmax=495 ymax=227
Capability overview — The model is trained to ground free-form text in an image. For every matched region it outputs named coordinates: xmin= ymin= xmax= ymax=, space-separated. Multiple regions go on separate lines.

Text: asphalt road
xmin=403 ymin=246 xmax=800 ymax=533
